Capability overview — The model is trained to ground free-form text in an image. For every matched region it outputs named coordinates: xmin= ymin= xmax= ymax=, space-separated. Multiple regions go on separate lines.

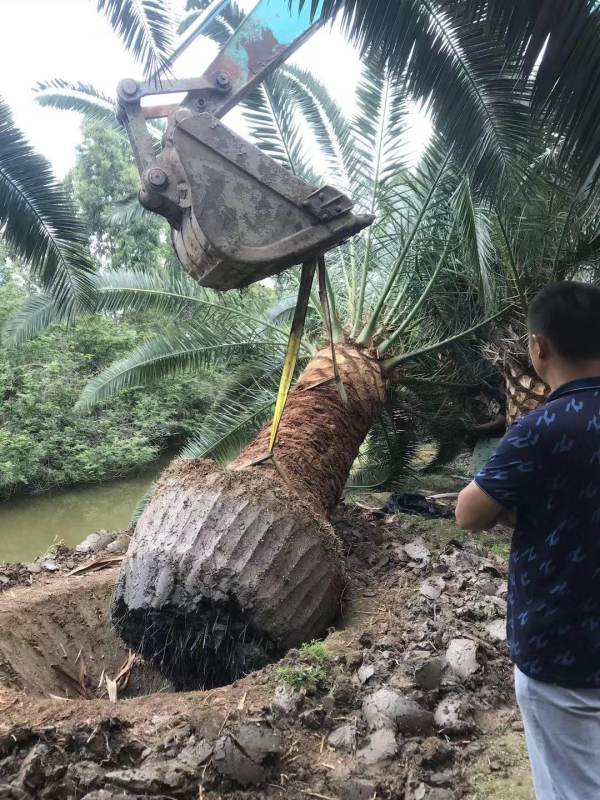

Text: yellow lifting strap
xmin=268 ymin=258 xmax=317 ymax=452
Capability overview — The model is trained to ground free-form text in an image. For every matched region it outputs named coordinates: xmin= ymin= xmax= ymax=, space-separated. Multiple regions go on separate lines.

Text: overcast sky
xmin=0 ymin=0 xmax=430 ymax=178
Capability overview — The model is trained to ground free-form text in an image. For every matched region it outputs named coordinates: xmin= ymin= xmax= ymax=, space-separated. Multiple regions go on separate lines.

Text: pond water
xmin=0 ymin=456 xmax=173 ymax=564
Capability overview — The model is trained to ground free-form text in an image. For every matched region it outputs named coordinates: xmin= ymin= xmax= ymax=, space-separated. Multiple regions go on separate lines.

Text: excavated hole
xmin=0 ymin=569 xmax=290 ymax=699
xmin=0 ymin=571 xmax=174 ymax=700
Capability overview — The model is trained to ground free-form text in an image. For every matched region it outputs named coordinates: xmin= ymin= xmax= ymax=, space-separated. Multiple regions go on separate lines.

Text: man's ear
xmin=530 ymin=333 xmax=550 ymax=362
xmin=536 ymin=334 xmax=551 ymax=361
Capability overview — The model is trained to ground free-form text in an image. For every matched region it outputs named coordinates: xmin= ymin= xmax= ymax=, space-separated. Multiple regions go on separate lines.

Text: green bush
xmin=0 ymin=284 xmax=213 ymax=499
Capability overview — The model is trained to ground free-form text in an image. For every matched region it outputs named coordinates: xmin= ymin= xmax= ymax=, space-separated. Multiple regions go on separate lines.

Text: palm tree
xmin=472 ymin=143 xmax=600 ymax=423
xmin=27 ymin=33 xmax=508 ymax=686
xmin=0 ymin=97 xmax=95 ymax=315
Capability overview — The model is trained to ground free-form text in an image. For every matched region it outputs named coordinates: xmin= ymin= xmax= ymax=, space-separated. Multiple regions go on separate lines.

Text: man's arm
xmin=457 ymin=412 xmax=541 ymax=531
xmin=455 ymin=481 xmax=506 ymax=530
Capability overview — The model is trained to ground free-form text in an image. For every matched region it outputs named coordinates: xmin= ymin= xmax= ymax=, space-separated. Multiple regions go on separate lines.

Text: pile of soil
xmin=0 ymin=531 xmax=131 ymax=596
xmin=0 ymin=506 xmax=522 ymax=799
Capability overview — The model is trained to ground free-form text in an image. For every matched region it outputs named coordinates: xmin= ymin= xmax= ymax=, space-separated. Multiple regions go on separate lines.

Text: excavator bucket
xmin=139 ymin=111 xmax=373 ymax=290
xmin=117 ymin=0 xmax=373 ymax=291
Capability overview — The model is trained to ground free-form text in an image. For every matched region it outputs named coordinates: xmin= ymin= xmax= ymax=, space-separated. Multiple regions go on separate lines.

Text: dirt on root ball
xmin=112 ymin=459 xmax=344 ymax=691
xmin=0 ymin=503 xmax=522 ymax=799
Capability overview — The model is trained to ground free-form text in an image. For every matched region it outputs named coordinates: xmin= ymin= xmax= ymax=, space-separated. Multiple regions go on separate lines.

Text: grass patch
xmin=277 ymin=664 xmax=333 ymax=693
xmin=467 ymin=727 xmax=533 ymax=799
xmin=401 ymin=469 xmax=471 ymax=494
xmin=301 ymin=640 xmax=332 ymax=661
xmin=393 ymin=514 xmax=512 ymax=559
xmin=277 ymin=640 xmax=334 ymax=693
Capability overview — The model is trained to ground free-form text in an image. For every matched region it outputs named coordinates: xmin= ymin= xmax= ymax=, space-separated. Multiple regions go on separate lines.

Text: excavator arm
xmin=117 ymin=0 xmax=373 ymax=291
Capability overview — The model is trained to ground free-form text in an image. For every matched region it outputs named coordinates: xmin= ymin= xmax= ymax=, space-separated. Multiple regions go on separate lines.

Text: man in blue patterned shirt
xmin=456 ymin=282 xmax=600 ymax=800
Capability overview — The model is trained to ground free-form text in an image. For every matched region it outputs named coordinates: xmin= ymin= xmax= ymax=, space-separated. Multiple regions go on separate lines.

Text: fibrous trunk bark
xmin=504 ymin=359 xmax=549 ymax=425
xmin=112 ymin=344 xmax=385 ymax=689
xmin=483 ymin=327 xmax=549 ymax=426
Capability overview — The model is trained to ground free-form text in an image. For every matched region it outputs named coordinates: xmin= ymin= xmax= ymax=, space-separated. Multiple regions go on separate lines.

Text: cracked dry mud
xmin=0 ymin=506 xmax=533 ymax=799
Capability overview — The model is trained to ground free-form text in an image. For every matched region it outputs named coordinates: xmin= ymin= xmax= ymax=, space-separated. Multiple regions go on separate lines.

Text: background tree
xmin=68 ymin=119 xmax=171 ymax=272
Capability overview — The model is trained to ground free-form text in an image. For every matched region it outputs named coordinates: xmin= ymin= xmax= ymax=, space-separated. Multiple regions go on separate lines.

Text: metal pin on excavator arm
xmin=117 ymin=0 xmax=373 ymax=291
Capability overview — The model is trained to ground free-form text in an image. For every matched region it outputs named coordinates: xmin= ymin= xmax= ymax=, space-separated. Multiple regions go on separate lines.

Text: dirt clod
xmin=363 ymin=689 xmax=434 ymax=735
xmin=341 ymin=778 xmax=378 ymax=800
xmin=17 ymin=742 xmax=49 ymax=790
xmin=76 ymin=531 xmax=116 ymax=555
xmin=213 ymin=735 xmax=267 ymax=787
xmin=415 ymin=658 xmax=446 ymax=690
xmin=356 ymin=728 xmax=398 ymax=765
xmin=328 ymin=723 xmax=357 ymax=752
xmin=445 ymin=638 xmax=479 ymax=680
xmin=419 ymin=737 xmax=455 ymax=769
xmin=434 ymin=694 xmax=474 ymax=734
xmin=271 ymin=684 xmax=302 ymax=716
xmin=235 ymin=723 xmax=284 ymax=762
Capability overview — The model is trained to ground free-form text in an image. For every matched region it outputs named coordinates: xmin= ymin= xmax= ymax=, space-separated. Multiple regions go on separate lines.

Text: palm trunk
xmin=483 ymin=327 xmax=549 ymax=427
xmin=504 ymin=358 xmax=549 ymax=425
xmin=112 ymin=344 xmax=385 ymax=689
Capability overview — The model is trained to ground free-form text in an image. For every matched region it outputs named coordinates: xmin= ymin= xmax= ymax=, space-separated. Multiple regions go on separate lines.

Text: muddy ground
xmin=0 ymin=503 xmax=533 ymax=800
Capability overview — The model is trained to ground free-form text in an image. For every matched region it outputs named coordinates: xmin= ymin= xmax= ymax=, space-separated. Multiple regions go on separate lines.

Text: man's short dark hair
xmin=528 ymin=281 xmax=600 ymax=361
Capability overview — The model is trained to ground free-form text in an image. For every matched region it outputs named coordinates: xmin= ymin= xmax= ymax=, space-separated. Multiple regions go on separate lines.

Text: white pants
xmin=514 ymin=666 xmax=600 ymax=800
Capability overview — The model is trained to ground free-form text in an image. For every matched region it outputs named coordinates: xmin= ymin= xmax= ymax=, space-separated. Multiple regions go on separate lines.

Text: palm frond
xmin=352 ymin=62 xmax=410 ymax=211
xmin=92 ymin=268 xmax=291 ymax=340
xmin=76 ymin=321 xmax=281 ymax=410
xmin=463 ymin=1 xmax=600 ymax=184
xmin=179 ymin=0 xmax=243 ymax=42
xmin=0 ymin=97 xmax=95 ymax=313
xmin=181 ymin=361 xmax=282 ymax=464
xmin=35 ymin=80 xmax=119 ymax=129
xmin=241 ymin=73 xmax=310 ymax=176
xmin=96 ymin=0 xmax=174 ymax=80
xmin=304 ymin=0 xmax=534 ymax=194
xmin=2 ymin=293 xmax=63 ymax=345
xmin=34 ymin=80 xmax=165 ymax=141
xmin=108 ymin=195 xmax=150 ymax=226
xmin=451 ymin=176 xmax=496 ymax=312
xmin=347 ymin=406 xmax=416 ymax=490
xmin=281 ymin=65 xmax=355 ymax=189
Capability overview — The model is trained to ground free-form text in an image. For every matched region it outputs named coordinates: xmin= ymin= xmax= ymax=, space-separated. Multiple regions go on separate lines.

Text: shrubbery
xmin=0 ymin=283 xmax=213 ymax=499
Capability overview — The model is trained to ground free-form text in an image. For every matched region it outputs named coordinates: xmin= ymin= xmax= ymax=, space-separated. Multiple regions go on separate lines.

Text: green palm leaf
xmin=96 ymin=0 xmax=174 ymax=80
xmin=451 ymin=176 xmax=496 ymax=312
xmin=303 ymin=0 xmax=533 ymax=193
xmin=179 ymin=0 xmax=242 ymax=43
xmin=181 ymin=361 xmax=282 ymax=464
xmin=76 ymin=322 xmax=282 ymax=410
xmin=34 ymin=80 xmax=165 ymax=140
xmin=92 ymin=268 xmax=290 ymax=339
xmin=2 ymin=293 xmax=62 ymax=345
xmin=282 ymin=64 xmax=356 ymax=189
xmin=242 ymin=74 xmax=310 ymax=176
xmin=35 ymin=80 xmax=120 ymax=129
xmin=347 ymin=407 xmax=416 ymax=489
xmin=0 ymin=97 xmax=95 ymax=314
xmin=462 ymin=1 xmax=600 ymax=183
xmin=108 ymin=195 xmax=150 ymax=226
